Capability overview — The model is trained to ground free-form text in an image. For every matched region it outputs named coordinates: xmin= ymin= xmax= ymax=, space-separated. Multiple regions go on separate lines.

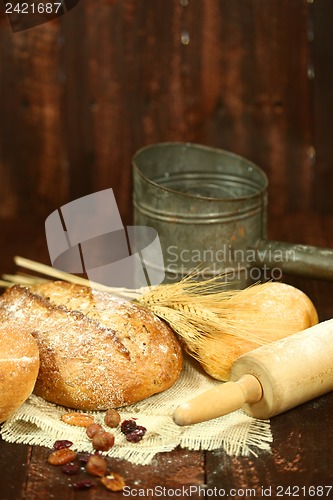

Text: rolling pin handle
xmin=173 ymin=374 xmax=262 ymax=426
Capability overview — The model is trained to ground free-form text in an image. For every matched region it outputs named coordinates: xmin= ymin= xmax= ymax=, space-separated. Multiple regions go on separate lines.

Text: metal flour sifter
xmin=133 ymin=142 xmax=333 ymax=287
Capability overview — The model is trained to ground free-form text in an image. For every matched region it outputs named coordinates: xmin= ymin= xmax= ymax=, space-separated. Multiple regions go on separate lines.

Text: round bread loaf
xmin=0 ymin=282 xmax=183 ymax=411
xmin=196 ymin=281 xmax=318 ymax=381
xmin=0 ymin=324 xmax=40 ymax=423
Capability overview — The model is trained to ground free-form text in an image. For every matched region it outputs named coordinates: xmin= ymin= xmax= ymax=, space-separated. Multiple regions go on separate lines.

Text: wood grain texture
xmin=0 ymin=18 xmax=68 ymax=218
xmin=0 ymin=437 xmax=32 ymax=500
xmin=2 ymin=444 xmax=204 ymax=499
xmin=206 ymin=395 xmax=333 ymax=496
xmin=0 ymin=0 xmax=332 ymax=227
xmin=312 ymin=0 xmax=333 ymax=212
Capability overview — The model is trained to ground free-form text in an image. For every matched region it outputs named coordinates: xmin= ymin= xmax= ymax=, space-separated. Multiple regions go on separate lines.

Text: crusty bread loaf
xmin=0 ymin=324 xmax=39 ymax=423
xmin=196 ymin=281 xmax=318 ymax=381
xmin=0 ymin=282 xmax=183 ymax=411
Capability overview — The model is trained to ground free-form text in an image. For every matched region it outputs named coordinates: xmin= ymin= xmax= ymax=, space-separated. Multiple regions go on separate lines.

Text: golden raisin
xmin=92 ymin=431 xmax=115 ymax=452
xmin=85 ymin=455 xmax=108 ymax=477
xmin=101 ymin=472 xmax=126 ymax=491
xmin=61 ymin=412 xmax=94 ymax=427
xmin=104 ymin=409 xmax=121 ymax=428
xmin=86 ymin=423 xmax=104 ymax=439
xmin=47 ymin=448 xmax=77 ymax=466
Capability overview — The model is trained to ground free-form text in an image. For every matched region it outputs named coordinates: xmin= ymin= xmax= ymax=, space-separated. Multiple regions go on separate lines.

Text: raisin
xmin=121 ymin=419 xmax=147 ymax=442
xmin=120 ymin=419 xmax=137 ymax=435
xmin=92 ymin=431 xmax=115 ymax=452
xmin=125 ymin=425 xmax=147 ymax=443
xmin=53 ymin=440 xmax=73 ymax=450
xmin=104 ymin=409 xmax=121 ymax=428
xmin=72 ymin=480 xmax=95 ymax=490
xmin=62 ymin=463 xmax=80 ymax=475
xmin=77 ymin=453 xmax=91 ymax=465
xmin=86 ymin=423 xmax=104 ymax=439
xmin=85 ymin=455 xmax=108 ymax=477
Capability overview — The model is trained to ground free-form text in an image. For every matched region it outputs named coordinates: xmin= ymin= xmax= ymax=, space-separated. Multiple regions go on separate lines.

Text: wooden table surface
xmin=1 ymin=213 xmax=333 ymax=500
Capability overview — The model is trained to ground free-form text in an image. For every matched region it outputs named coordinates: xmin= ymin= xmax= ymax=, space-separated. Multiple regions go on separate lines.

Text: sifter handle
xmin=254 ymin=239 xmax=333 ymax=281
xmin=173 ymin=374 xmax=262 ymax=426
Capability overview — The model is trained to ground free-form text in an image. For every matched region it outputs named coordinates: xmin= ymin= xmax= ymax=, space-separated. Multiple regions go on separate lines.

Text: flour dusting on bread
xmin=0 ymin=282 xmax=183 ymax=411
xmin=0 ymin=323 xmax=40 ymax=422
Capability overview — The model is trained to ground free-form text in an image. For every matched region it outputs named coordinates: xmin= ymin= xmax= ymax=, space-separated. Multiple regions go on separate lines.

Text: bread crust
xmin=0 ymin=283 xmax=183 ymax=410
xmin=0 ymin=324 xmax=39 ymax=422
xmin=196 ymin=281 xmax=318 ymax=381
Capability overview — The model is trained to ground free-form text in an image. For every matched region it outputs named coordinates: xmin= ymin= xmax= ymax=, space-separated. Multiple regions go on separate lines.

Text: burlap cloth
xmin=0 ymin=357 xmax=272 ymax=465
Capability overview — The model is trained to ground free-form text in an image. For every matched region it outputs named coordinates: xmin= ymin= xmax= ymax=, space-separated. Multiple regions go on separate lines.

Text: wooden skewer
xmin=13 ymin=256 xmax=143 ymax=299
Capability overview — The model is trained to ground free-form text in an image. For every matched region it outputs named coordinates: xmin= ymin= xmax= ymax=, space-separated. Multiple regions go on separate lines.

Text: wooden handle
xmin=173 ymin=374 xmax=262 ymax=426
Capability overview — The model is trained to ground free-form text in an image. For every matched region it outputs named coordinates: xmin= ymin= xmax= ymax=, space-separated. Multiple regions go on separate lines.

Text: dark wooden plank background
xmin=0 ymin=0 xmax=332 ymax=229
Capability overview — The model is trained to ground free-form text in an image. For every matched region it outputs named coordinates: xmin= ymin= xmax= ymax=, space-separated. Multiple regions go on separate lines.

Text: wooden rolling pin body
xmin=173 ymin=319 xmax=333 ymax=425
xmin=232 ymin=318 xmax=333 ymax=418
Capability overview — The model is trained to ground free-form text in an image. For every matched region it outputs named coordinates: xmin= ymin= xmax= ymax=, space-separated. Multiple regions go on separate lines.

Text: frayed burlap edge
xmin=1 ymin=358 xmax=272 ymax=465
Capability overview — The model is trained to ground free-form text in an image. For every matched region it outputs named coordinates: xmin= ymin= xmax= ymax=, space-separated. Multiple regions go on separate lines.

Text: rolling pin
xmin=173 ymin=319 xmax=333 ymax=425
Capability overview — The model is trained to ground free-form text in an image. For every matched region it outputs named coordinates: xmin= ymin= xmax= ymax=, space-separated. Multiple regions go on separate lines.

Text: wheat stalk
xmin=137 ymin=274 xmax=287 ymax=343
xmin=2 ymin=257 xmax=317 ymax=381
xmin=136 ymin=273 xmax=317 ymax=380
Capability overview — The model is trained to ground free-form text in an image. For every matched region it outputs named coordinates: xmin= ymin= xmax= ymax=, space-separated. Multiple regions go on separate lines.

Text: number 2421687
xmin=5 ymin=3 xmax=63 ymax=14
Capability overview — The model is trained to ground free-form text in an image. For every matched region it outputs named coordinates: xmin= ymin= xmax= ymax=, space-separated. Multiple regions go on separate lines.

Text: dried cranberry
xmin=135 ymin=425 xmax=146 ymax=435
xmin=125 ymin=425 xmax=147 ymax=443
xmin=62 ymin=462 xmax=80 ymax=475
xmin=72 ymin=480 xmax=95 ymax=490
xmin=77 ymin=453 xmax=91 ymax=465
xmin=125 ymin=432 xmax=142 ymax=443
xmin=120 ymin=419 xmax=137 ymax=435
xmin=53 ymin=439 xmax=73 ymax=450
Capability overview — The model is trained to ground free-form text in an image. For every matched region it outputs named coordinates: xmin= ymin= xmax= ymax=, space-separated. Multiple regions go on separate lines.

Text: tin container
xmin=133 ymin=142 xmax=333 ymax=286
